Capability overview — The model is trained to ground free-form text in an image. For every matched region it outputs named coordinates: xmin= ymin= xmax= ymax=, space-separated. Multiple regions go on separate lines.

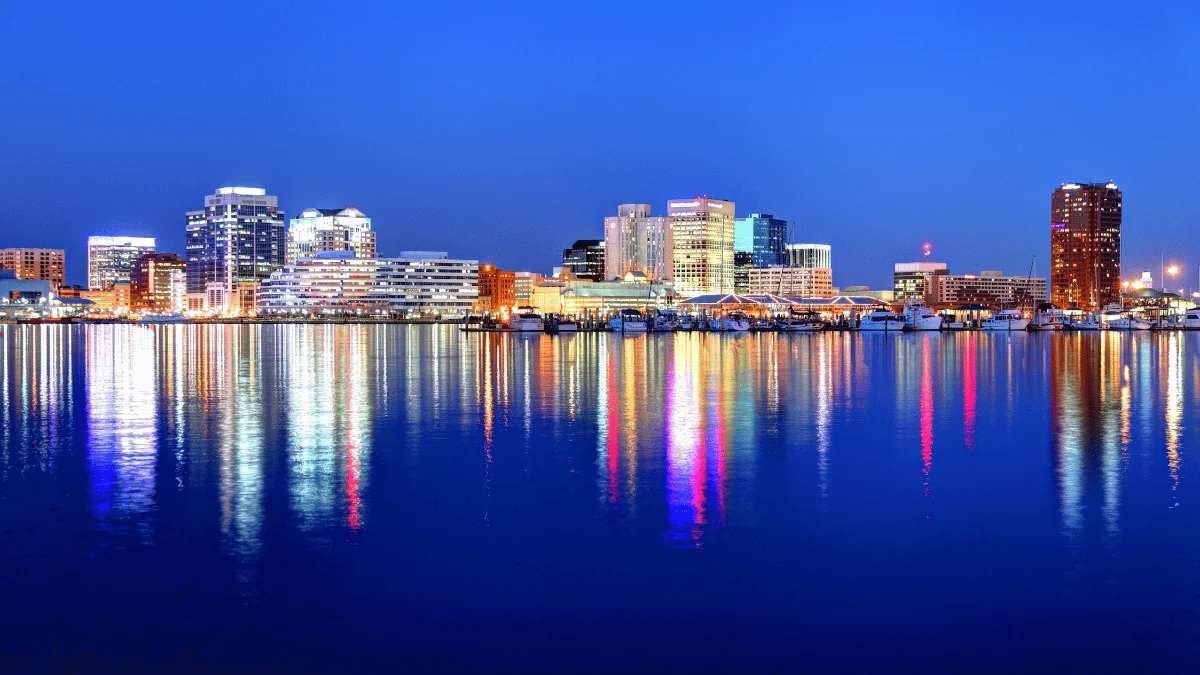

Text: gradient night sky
xmin=2 ymin=1 xmax=1198 ymax=290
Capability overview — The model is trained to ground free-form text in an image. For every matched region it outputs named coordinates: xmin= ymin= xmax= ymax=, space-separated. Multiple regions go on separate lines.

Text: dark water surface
xmin=2 ymin=324 xmax=1200 ymax=670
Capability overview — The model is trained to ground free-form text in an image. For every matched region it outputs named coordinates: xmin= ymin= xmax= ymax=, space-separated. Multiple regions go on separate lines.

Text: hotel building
xmin=130 ymin=253 xmax=187 ymax=313
xmin=748 ymin=266 xmax=835 ymax=298
xmin=734 ymin=213 xmax=787 ymax=267
xmin=894 ymin=262 xmax=948 ymax=301
xmin=603 ymin=204 xmax=672 ymax=281
xmin=929 ymin=271 xmax=1047 ymax=306
xmin=669 ymin=196 xmax=735 ymax=295
xmin=257 ymin=251 xmax=478 ymax=317
xmin=186 ymin=187 xmax=286 ymax=311
xmin=87 ymin=236 xmax=155 ymax=290
xmin=562 ymin=239 xmax=605 ymax=282
xmin=285 ymin=207 xmax=376 ymax=264
xmin=1050 ymin=182 xmax=1122 ymax=310
xmin=0 ymin=248 xmax=66 ymax=291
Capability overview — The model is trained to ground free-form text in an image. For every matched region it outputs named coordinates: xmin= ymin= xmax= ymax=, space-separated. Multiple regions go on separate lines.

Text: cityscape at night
xmin=3 ymin=1 xmax=1200 ymax=671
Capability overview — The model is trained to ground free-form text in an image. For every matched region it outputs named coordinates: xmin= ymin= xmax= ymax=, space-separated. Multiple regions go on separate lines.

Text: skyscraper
xmin=562 ymin=239 xmax=605 ymax=282
xmin=603 ymin=204 xmax=672 ymax=281
xmin=0 ymin=248 xmax=65 ymax=290
xmin=185 ymin=187 xmax=286 ymax=308
xmin=87 ymin=236 xmax=156 ymax=290
xmin=1050 ymin=182 xmax=1122 ymax=310
xmin=130 ymin=252 xmax=186 ymax=313
xmin=733 ymin=213 xmax=787 ymax=267
xmin=285 ymin=207 xmax=376 ymax=264
xmin=669 ymin=196 xmax=735 ymax=295
xmin=786 ymin=243 xmax=832 ymax=270
xmin=733 ymin=251 xmax=753 ymax=293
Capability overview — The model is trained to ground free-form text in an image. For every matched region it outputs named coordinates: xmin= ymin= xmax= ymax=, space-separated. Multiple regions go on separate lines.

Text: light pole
xmin=1166 ymin=264 xmax=1180 ymax=328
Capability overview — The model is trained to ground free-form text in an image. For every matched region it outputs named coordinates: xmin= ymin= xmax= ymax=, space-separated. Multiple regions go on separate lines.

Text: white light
xmin=216 ymin=187 xmax=267 ymax=196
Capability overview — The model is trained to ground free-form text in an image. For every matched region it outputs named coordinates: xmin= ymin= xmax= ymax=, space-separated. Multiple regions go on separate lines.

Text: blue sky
xmin=2 ymin=0 xmax=1198 ymax=289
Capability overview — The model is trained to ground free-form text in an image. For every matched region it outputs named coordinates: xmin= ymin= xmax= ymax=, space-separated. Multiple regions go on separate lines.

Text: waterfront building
xmin=514 ymin=271 xmax=542 ymax=301
xmin=603 ymin=204 xmax=672 ymax=281
xmin=930 ymin=271 xmax=1046 ymax=306
xmin=894 ymin=262 xmax=948 ymax=301
xmin=1051 ymin=181 xmax=1122 ymax=310
xmin=562 ymin=239 xmax=605 ymax=281
xmin=130 ymin=253 xmax=187 ymax=313
xmin=669 ymin=196 xmax=735 ymax=295
xmin=80 ymin=281 xmax=131 ymax=314
xmin=86 ymin=236 xmax=155 ymax=290
xmin=285 ymin=207 xmax=376 ymax=264
xmin=733 ymin=252 xmax=753 ymax=293
xmin=786 ymin=243 xmax=832 ymax=270
xmin=476 ymin=264 xmax=517 ymax=312
xmin=749 ymin=266 xmax=835 ymax=298
xmin=186 ymin=187 xmax=286 ymax=313
xmin=531 ymin=277 xmax=674 ymax=316
xmin=734 ymin=213 xmax=787 ymax=267
xmin=842 ymin=285 xmax=895 ymax=303
xmin=0 ymin=269 xmax=85 ymax=319
xmin=0 ymin=248 xmax=66 ymax=291
xmin=257 ymin=251 xmax=478 ymax=317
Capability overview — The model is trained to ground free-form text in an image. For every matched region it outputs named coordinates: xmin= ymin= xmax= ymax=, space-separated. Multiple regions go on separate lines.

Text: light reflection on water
xmin=4 ymin=325 xmax=1200 ymax=667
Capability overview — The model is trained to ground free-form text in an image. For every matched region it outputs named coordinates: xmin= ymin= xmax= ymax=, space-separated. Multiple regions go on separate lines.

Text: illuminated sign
xmin=1052 ymin=223 xmax=1067 ymax=231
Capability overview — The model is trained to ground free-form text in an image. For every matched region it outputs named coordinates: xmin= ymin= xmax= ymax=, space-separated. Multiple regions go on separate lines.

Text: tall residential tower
xmin=669 ymin=196 xmax=735 ymax=295
xmin=603 ymin=204 xmax=672 ymax=281
xmin=1050 ymin=182 xmax=1122 ymax=310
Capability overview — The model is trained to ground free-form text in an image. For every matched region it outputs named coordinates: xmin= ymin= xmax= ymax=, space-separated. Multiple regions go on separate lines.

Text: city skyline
xmin=3 ymin=3 xmax=1197 ymax=291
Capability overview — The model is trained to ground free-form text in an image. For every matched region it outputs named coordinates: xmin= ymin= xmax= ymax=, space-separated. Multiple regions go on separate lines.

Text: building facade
xmin=1050 ymin=182 xmax=1122 ymax=310
xmin=894 ymin=262 xmax=948 ymax=300
xmin=477 ymin=264 xmax=517 ymax=312
xmin=0 ymin=248 xmax=66 ymax=290
xmin=514 ymin=271 xmax=542 ymax=301
xmin=734 ymin=213 xmax=787 ymax=267
xmin=786 ymin=243 xmax=832 ymax=270
xmin=733 ymin=251 xmax=753 ymax=294
xmin=130 ymin=253 xmax=187 ymax=313
xmin=670 ymin=196 xmax=735 ymax=296
xmin=562 ymin=239 xmax=605 ymax=281
xmin=186 ymin=187 xmax=286 ymax=312
xmin=86 ymin=236 xmax=155 ymax=290
xmin=929 ymin=271 xmax=1047 ymax=306
xmin=285 ymin=207 xmax=376 ymax=264
xmin=603 ymin=204 xmax=672 ymax=281
xmin=748 ymin=266 xmax=835 ymax=298
xmin=257 ymin=251 xmax=478 ymax=317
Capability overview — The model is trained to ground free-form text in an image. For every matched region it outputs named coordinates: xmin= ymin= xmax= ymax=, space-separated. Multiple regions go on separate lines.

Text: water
xmin=2 ymin=324 xmax=1199 ymax=670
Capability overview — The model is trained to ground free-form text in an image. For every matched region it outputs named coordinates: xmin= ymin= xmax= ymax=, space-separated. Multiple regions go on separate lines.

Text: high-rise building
xmin=748 ymin=267 xmax=835 ymax=298
xmin=669 ymin=196 xmax=735 ymax=295
xmin=258 ymin=251 xmax=478 ymax=317
xmin=477 ymin=264 xmax=517 ymax=312
xmin=562 ymin=239 xmax=605 ymax=282
xmin=87 ymin=236 xmax=155 ymax=290
xmin=733 ymin=252 xmax=753 ymax=293
xmin=0 ymin=248 xmax=65 ymax=291
xmin=285 ymin=207 xmax=376 ymax=264
xmin=894 ymin=262 xmax=948 ymax=300
xmin=929 ymin=270 xmax=1047 ymax=306
xmin=786 ymin=243 xmax=832 ymax=270
xmin=603 ymin=204 xmax=672 ymax=281
xmin=734 ymin=213 xmax=787 ymax=267
xmin=130 ymin=252 xmax=187 ymax=313
xmin=186 ymin=187 xmax=286 ymax=312
xmin=1050 ymin=182 xmax=1122 ymax=310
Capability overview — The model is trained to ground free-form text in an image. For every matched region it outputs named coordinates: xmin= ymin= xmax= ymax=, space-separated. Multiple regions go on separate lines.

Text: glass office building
xmin=733 ymin=213 xmax=787 ymax=267
xmin=185 ymin=187 xmax=286 ymax=307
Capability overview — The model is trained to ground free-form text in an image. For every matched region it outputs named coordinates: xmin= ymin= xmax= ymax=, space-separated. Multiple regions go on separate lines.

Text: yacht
xmin=783 ymin=310 xmax=826 ymax=332
xmin=1107 ymin=315 xmax=1151 ymax=331
xmin=858 ymin=309 xmax=906 ymax=332
xmin=551 ymin=316 xmax=578 ymax=333
xmin=139 ymin=314 xmax=188 ymax=324
xmin=510 ymin=309 xmax=545 ymax=332
xmin=608 ymin=309 xmax=648 ymax=333
xmin=1067 ymin=315 xmax=1102 ymax=331
xmin=720 ymin=312 xmax=752 ymax=332
xmin=1184 ymin=309 xmax=1200 ymax=330
xmin=1029 ymin=308 xmax=1067 ymax=331
xmin=903 ymin=299 xmax=943 ymax=331
xmin=938 ymin=312 xmax=966 ymax=330
xmin=981 ymin=309 xmax=1030 ymax=331
xmin=678 ymin=314 xmax=696 ymax=331
xmin=650 ymin=309 xmax=680 ymax=332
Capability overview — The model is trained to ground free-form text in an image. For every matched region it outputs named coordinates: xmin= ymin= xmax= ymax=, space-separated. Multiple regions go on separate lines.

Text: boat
xmin=1184 ymin=309 xmax=1200 ymax=330
xmin=1107 ymin=315 xmax=1151 ymax=331
xmin=938 ymin=312 xmax=966 ymax=330
xmin=783 ymin=310 xmax=826 ymax=332
xmin=1066 ymin=315 xmax=1102 ymax=331
xmin=510 ymin=309 xmax=545 ymax=332
xmin=608 ymin=309 xmax=648 ymax=333
xmin=139 ymin=314 xmax=189 ymax=324
xmin=719 ymin=312 xmax=752 ymax=332
xmin=858 ymin=309 xmax=906 ymax=332
xmin=678 ymin=314 xmax=695 ymax=331
xmin=980 ymin=309 xmax=1030 ymax=331
xmin=1029 ymin=307 xmax=1067 ymax=331
xmin=550 ymin=315 xmax=578 ymax=333
xmin=650 ymin=309 xmax=680 ymax=332
xmin=902 ymin=299 xmax=943 ymax=331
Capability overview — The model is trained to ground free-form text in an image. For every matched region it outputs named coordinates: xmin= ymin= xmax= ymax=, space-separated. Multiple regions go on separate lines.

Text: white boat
xmin=651 ymin=309 xmax=679 ymax=332
xmin=1067 ymin=316 xmax=1102 ymax=331
xmin=678 ymin=315 xmax=695 ymax=331
xmin=858 ymin=309 xmax=906 ymax=332
xmin=1107 ymin=316 xmax=1151 ymax=331
xmin=981 ymin=309 xmax=1030 ymax=331
xmin=720 ymin=312 xmax=752 ymax=332
xmin=510 ymin=309 xmax=545 ymax=332
xmin=1030 ymin=308 xmax=1067 ymax=331
xmin=608 ymin=309 xmax=648 ymax=333
xmin=1184 ymin=309 xmax=1200 ymax=330
xmin=938 ymin=313 xmax=966 ymax=330
xmin=554 ymin=318 xmax=578 ymax=333
xmin=903 ymin=299 xmax=943 ymax=331
xmin=783 ymin=311 xmax=825 ymax=332
xmin=139 ymin=314 xmax=188 ymax=324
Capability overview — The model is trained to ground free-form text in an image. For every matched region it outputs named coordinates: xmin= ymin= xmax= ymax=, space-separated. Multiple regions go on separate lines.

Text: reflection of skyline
xmin=0 ymin=326 xmax=76 ymax=478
